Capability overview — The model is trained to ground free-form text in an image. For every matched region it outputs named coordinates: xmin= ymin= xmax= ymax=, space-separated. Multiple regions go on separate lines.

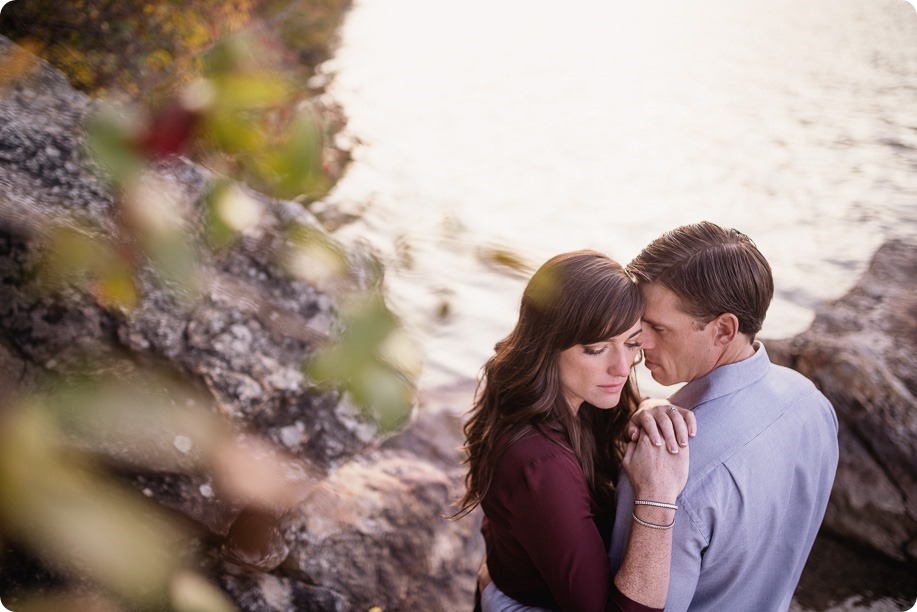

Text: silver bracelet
xmin=632 ymin=511 xmax=675 ymax=530
xmin=634 ymin=500 xmax=678 ymax=510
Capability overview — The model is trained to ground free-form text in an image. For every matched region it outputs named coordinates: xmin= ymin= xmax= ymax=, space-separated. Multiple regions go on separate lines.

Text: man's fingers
xmin=630 ymin=403 xmax=697 ymax=451
xmin=652 ymin=410 xmax=680 ymax=453
xmin=666 ymin=409 xmax=690 ymax=448
xmin=681 ymin=408 xmax=698 ymax=437
xmin=635 ymin=412 xmax=663 ymax=447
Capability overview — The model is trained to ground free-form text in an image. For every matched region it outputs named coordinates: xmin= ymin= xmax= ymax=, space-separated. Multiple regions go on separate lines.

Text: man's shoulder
xmin=757 ymin=361 xmax=835 ymax=417
xmin=701 ymin=352 xmax=832 ymax=415
xmin=684 ymin=361 xmax=836 ymax=488
xmin=763 ymin=358 xmax=818 ymax=390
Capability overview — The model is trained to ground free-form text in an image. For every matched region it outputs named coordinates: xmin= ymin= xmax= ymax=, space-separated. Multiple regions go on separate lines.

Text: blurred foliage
xmin=307 ymin=294 xmax=418 ymax=431
xmin=0 ymin=0 xmax=352 ymax=101
xmin=71 ymin=32 xmax=415 ymax=426
xmin=0 ymin=0 xmax=352 ymax=205
xmin=475 ymin=245 xmax=534 ymax=279
xmin=0 ymin=377 xmax=239 ymax=610
xmin=0 ymin=13 xmax=416 ymax=610
xmin=193 ymin=37 xmax=332 ymax=201
xmin=0 ymin=0 xmax=259 ymax=98
xmin=58 ymin=28 xmax=415 ymax=435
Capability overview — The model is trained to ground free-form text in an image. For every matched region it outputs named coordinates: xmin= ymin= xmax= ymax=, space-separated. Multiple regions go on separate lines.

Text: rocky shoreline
xmin=767 ymin=237 xmax=917 ymax=611
xmin=766 ymin=239 xmax=917 ymax=567
xmin=1 ymin=32 xmax=916 ymax=611
xmin=0 ymin=34 xmax=480 ymax=610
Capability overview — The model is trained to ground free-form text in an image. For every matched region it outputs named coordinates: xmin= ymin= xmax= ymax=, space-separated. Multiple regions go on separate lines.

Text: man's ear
xmin=712 ymin=313 xmax=740 ymax=345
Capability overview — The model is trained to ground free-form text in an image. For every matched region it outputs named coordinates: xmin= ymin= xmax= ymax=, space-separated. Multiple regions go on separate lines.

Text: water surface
xmin=325 ymin=0 xmax=917 ymax=400
xmin=323 ymin=2 xmax=917 ymax=607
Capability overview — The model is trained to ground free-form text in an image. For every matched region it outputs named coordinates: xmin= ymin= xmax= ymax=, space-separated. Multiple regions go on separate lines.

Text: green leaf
xmin=211 ymin=73 xmax=293 ymax=112
xmin=305 ymin=294 xmax=414 ymax=430
xmin=86 ymin=107 xmax=144 ymax=184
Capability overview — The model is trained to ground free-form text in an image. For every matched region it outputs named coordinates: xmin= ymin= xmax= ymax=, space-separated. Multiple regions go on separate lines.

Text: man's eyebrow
xmin=641 ymin=316 xmax=662 ymax=327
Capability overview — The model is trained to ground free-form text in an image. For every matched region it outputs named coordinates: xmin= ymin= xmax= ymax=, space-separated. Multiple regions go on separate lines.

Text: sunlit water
xmin=323 ymin=0 xmax=917 ymax=403
xmin=318 ymin=2 xmax=916 ymax=607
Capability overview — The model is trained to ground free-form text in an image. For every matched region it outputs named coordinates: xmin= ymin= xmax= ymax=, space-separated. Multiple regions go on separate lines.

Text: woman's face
xmin=557 ymin=320 xmax=648 ymax=413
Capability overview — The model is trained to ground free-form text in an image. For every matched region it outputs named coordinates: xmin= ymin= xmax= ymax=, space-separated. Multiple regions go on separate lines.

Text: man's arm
xmin=662 ymin=505 xmax=704 ymax=612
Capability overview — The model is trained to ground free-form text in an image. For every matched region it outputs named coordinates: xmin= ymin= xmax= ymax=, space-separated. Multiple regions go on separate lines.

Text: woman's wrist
xmin=632 ymin=504 xmax=676 ymax=522
xmin=631 ymin=486 xmax=679 ymax=504
xmin=634 ymin=500 xmax=677 ymax=510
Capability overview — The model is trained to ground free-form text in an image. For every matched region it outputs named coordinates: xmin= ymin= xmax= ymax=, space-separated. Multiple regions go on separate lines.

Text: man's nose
xmin=639 ymin=323 xmax=656 ymax=350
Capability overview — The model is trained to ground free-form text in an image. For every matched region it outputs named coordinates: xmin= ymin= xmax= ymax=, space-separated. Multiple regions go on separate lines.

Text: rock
xmin=0 ymin=35 xmax=483 ymax=610
xmin=765 ymin=238 xmax=917 ymax=563
xmin=213 ymin=409 xmax=483 ymax=610
xmin=278 ymin=449 xmax=481 ymax=611
xmin=0 ymin=34 xmax=376 ymax=468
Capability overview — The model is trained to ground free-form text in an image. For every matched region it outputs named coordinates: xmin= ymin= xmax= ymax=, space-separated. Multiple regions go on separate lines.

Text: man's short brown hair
xmin=627 ymin=221 xmax=774 ymax=338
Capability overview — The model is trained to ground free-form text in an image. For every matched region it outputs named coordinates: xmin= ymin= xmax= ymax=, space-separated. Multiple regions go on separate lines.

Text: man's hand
xmin=477 ymin=557 xmax=492 ymax=592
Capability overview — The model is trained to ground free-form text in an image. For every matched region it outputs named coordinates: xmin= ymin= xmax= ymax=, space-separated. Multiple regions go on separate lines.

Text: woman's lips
xmin=598 ymin=382 xmax=625 ymax=392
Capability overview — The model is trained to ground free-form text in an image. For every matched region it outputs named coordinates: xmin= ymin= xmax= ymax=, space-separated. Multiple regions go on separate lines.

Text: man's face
xmin=640 ymin=283 xmax=719 ymax=386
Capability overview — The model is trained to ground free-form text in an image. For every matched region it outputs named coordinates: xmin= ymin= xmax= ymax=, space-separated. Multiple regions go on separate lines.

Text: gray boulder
xmin=0 ymin=35 xmax=481 ymax=610
xmin=0 ymin=33 xmax=371 ymax=466
xmin=765 ymin=238 xmax=917 ymax=563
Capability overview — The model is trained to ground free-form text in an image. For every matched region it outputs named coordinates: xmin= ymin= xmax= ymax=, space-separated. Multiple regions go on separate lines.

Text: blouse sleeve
xmin=611 ymin=584 xmax=664 ymax=612
xmin=507 ymin=452 xmax=614 ymax=611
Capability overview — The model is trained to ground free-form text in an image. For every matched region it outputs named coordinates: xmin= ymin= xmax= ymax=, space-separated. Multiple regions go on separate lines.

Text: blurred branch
xmin=0 ymin=16 xmax=414 ymax=610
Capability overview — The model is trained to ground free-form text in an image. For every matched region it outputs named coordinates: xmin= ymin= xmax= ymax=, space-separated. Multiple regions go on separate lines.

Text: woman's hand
xmin=627 ymin=398 xmax=696 ymax=454
xmin=622 ymin=424 xmax=690 ymax=503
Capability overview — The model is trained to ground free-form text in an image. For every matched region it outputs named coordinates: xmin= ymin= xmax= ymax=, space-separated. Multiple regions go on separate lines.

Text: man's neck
xmin=713 ymin=339 xmax=757 ymax=370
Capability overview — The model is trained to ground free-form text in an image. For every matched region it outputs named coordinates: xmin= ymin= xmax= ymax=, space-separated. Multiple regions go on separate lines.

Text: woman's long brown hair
xmin=452 ymin=250 xmax=644 ymax=519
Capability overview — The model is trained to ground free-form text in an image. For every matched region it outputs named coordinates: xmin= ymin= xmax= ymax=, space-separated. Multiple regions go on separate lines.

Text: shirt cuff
xmin=610 ymin=585 xmax=664 ymax=612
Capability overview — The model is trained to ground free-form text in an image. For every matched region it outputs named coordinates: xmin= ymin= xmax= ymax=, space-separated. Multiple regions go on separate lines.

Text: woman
xmin=455 ymin=250 xmax=690 ymax=611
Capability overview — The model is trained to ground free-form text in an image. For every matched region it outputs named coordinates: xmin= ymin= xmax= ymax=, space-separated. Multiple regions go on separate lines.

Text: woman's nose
xmin=610 ymin=350 xmax=631 ymax=376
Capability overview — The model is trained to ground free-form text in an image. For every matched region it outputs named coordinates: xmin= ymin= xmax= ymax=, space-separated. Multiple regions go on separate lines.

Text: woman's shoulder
xmin=496 ymin=425 xmax=577 ymax=473
xmin=488 ymin=424 xmax=589 ymax=506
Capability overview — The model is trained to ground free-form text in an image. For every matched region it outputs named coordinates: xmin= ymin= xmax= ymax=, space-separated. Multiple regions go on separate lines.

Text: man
xmin=611 ymin=221 xmax=839 ymax=611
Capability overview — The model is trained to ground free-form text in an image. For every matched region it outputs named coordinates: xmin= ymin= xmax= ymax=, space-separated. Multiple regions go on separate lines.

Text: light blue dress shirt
xmin=610 ymin=342 xmax=839 ymax=611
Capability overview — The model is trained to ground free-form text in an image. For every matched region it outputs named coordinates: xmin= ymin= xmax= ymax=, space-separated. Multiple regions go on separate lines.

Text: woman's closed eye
xmin=625 ymin=341 xmax=643 ymax=350
xmin=583 ymin=345 xmax=606 ymax=355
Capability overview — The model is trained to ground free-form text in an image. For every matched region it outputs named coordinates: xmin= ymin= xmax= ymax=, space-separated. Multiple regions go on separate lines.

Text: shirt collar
xmin=669 ymin=341 xmax=770 ymax=409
